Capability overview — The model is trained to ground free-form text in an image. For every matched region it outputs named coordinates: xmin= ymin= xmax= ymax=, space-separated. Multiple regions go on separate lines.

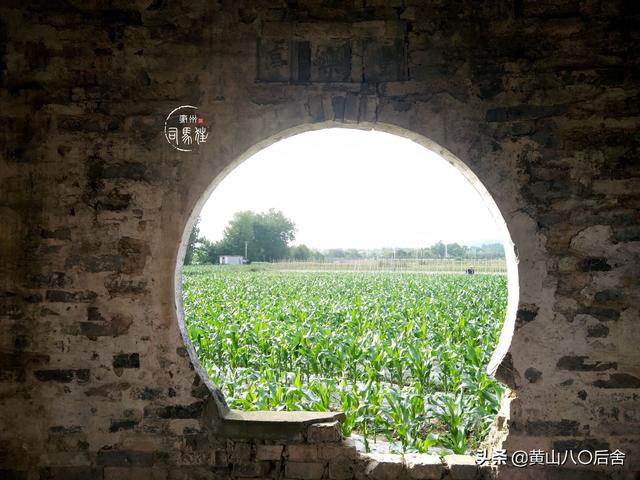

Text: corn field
xmin=182 ymin=266 xmax=507 ymax=454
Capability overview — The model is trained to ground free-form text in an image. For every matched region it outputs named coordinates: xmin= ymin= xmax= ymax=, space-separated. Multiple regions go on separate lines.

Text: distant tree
xmin=446 ymin=243 xmax=468 ymax=258
xmin=184 ymin=218 xmax=201 ymax=265
xmin=430 ymin=241 xmax=446 ymax=258
xmin=290 ymin=244 xmax=312 ymax=261
xmin=218 ymin=209 xmax=296 ymax=262
xmin=479 ymin=243 xmax=505 ymax=258
xmin=344 ymin=248 xmax=363 ymax=259
xmin=309 ymin=249 xmax=325 ymax=261
xmin=255 ymin=209 xmax=296 ymax=261
xmin=194 ymin=238 xmax=223 ymax=264
xmin=327 ymin=248 xmax=346 ymax=258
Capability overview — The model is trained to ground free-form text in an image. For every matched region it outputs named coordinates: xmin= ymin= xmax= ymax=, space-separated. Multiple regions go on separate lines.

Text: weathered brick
xmin=307 ymin=421 xmax=342 ymax=443
xmin=45 ymin=290 xmax=97 ymax=303
xmin=144 ymin=401 xmax=205 ymax=419
xmin=524 ymin=368 xmax=542 ymax=383
xmin=526 ymin=420 xmax=580 ymax=436
xmin=404 ymin=454 xmax=443 ymax=480
xmin=515 ymin=306 xmax=538 ymax=325
xmin=553 ymin=438 xmax=610 ymax=452
xmin=579 ymin=257 xmax=612 ymax=272
xmin=34 ymin=369 xmax=90 ymax=383
xmin=444 ymin=455 xmax=477 ymax=480
xmin=485 ymin=104 xmax=567 ymax=122
xmin=363 ymin=453 xmax=404 ymax=480
xmin=593 ymin=373 xmax=640 ymax=389
xmin=230 ymin=442 xmax=252 ymax=462
xmin=136 ymin=387 xmax=161 ymax=400
xmin=109 ymin=419 xmax=138 ymax=432
xmin=557 ymin=356 xmax=617 ymax=372
xmin=287 ymin=444 xmax=319 ymax=462
xmin=285 ymin=461 xmax=326 ymax=480
xmin=166 ymin=466 xmax=227 ymax=479
xmin=113 ymin=353 xmax=140 ymax=369
xmin=256 ymin=444 xmax=283 ymax=461
xmin=65 ymin=254 xmax=123 ymax=273
xmin=232 ymin=462 xmax=269 ymax=477
xmin=547 ymin=467 xmax=613 ymax=480
xmin=96 ymin=449 xmax=157 ymax=467
xmin=319 ymin=441 xmax=357 ymax=461
xmin=586 ymin=324 xmax=610 ymax=338
xmin=103 ymin=467 xmax=167 ymax=480
xmin=39 ymin=467 xmax=103 ymax=480
xmin=328 ymin=457 xmax=353 ymax=480
xmin=49 ymin=425 xmax=82 ymax=434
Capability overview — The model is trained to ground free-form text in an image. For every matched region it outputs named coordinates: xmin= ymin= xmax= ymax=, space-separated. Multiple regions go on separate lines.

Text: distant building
xmin=219 ymin=255 xmax=244 ymax=265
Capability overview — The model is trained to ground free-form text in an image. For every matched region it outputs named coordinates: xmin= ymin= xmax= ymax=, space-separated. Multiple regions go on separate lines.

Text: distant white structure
xmin=219 ymin=255 xmax=245 ymax=265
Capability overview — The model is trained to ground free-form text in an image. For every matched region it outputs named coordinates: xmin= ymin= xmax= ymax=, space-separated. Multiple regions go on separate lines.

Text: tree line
xmin=184 ymin=209 xmax=505 ymax=265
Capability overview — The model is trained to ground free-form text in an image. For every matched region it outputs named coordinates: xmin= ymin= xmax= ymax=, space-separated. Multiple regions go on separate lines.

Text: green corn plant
xmin=182 ymin=267 xmax=508 ymax=454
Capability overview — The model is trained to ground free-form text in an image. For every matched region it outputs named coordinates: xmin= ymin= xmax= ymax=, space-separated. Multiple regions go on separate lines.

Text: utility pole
xmin=244 ymin=241 xmax=248 ymax=260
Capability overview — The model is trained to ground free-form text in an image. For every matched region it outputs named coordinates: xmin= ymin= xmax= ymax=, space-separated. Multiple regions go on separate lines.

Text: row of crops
xmin=181 ymin=266 xmax=507 ymax=454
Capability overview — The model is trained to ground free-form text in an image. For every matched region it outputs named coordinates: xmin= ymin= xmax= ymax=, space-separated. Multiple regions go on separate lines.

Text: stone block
xmin=288 ymin=445 xmax=319 ymax=462
xmin=256 ymin=444 xmax=284 ymax=461
xmin=109 ymin=419 xmax=138 ymax=432
xmin=34 ymin=369 xmax=90 ymax=383
xmin=45 ymin=290 xmax=97 ymax=303
xmin=232 ymin=462 xmax=269 ymax=478
xmin=40 ymin=467 xmax=104 ymax=480
xmin=112 ymin=353 xmax=140 ymax=369
xmin=404 ymin=454 xmax=443 ymax=479
xmin=328 ymin=457 xmax=353 ymax=480
xmin=363 ymin=453 xmax=404 ymax=480
xmin=593 ymin=373 xmax=640 ymax=389
xmin=96 ymin=450 xmax=157 ymax=467
xmin=308 ymin=421 xmax=342 ymax=443
xmin=444 ymin=455 xmax=477 ymax=480
xmin=143 ymin=401 xmax=205 ymax=420
xmin=230 ymin=442 xmax=253 ymax=462
xmin=525 ymin=419 xmax=580 ymax=436
xmin=166 ymin=466 xmax=225 ymax=480
xmin=319 ymin=440 xmax=357 ymax=461
xmin=104 ymin=467 xmax=167 ymax=480
xmin=285 ymin=461 xmax=326 ymax=480
xmin=556 ymin=356 xmax=616 ymax=372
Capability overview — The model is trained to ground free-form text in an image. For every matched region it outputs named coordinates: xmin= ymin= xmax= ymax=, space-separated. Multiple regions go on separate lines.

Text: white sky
xmin=198 ymin=128 xmax=504 ymax=250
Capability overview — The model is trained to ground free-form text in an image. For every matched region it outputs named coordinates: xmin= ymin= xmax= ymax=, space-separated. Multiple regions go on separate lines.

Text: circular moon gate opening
xmin=175 ymin=126 xmax=519 ymax=455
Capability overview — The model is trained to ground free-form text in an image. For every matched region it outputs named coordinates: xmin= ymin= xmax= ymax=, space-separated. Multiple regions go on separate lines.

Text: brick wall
xmin=1 ymin=1 xmax=639 ymax=478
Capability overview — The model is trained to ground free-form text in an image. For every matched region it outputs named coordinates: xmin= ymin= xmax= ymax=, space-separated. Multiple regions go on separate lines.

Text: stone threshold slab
xmin=219 ymin=409 xmax=346 ymax=440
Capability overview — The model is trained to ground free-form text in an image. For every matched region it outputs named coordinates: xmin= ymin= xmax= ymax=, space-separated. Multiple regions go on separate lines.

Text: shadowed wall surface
xmin=1 ymin=1 xmax=639 ymax=479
